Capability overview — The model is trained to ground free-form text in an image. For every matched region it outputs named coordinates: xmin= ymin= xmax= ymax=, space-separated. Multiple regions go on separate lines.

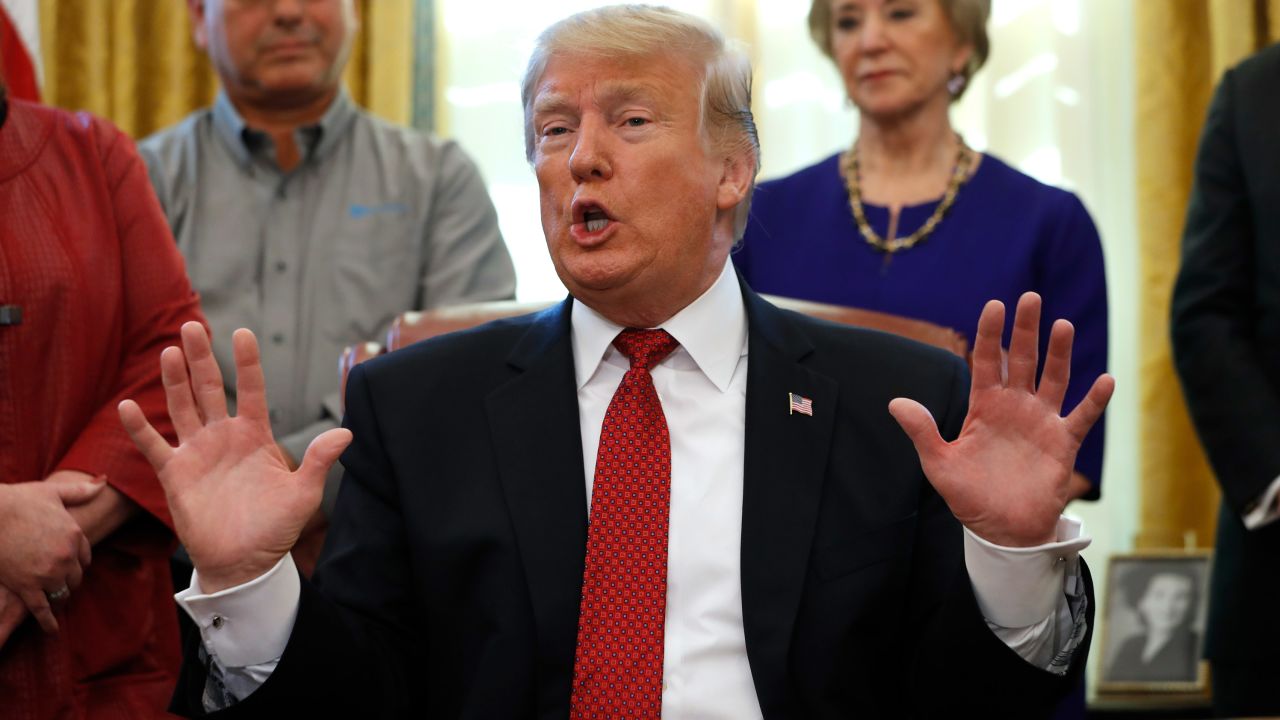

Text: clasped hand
xmin=0 ymin=476 xmax=102 ymax=642
xmin=888 ymin=293 xmax=1114 ymax=548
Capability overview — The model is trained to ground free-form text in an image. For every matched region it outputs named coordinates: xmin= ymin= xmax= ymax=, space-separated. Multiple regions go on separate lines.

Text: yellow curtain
xmin=37 ymin=0 xmax=413 ymax=140
xmin=1136 ymin=0 xmax=1280 ymax=549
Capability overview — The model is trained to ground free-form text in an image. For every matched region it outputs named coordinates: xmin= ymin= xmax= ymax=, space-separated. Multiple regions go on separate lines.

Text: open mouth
xmin=573 ymin=200 xmax=615 ymax=235
xmin=583 ymin=208 xmax=609 ymax=233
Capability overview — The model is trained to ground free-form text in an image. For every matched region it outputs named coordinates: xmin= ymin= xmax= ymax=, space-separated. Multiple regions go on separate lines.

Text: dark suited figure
xmin=1106 ymin=567 xmax=1200 ymax=683
xmin=1172 ymin=42 xmax=1280 ymax=718
xmin=120 ymin=6 xmax=1115 ymax=718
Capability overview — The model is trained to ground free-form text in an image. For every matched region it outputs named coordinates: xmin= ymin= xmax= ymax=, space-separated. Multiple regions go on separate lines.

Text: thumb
xmin=297 ymin=428 xmax=354 ymax=484
xmin=887 ymin=398 xmax=946 ymax=464
xmin=53 ymin=480 xmax=106 ymax=507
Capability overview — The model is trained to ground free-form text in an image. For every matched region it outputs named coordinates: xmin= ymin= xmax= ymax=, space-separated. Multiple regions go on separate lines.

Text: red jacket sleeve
xmin=55 ymin=118 xmax=206 ymax=534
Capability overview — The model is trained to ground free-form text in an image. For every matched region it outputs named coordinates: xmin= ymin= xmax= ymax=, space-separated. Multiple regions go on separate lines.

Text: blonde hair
xmin=807 ymin=0 xmax=990 ymax=100
xmin=520 ymin=5 xmax=760 ymax=236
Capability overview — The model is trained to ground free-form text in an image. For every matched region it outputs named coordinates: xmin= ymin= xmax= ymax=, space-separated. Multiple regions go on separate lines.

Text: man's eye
xmin=545 ymin=126 xmax=569 ymax=136
xmin=889 ymin=9 xmax=915 ymax=20
xmin=625 ymin=117 xmax=649 ymax=127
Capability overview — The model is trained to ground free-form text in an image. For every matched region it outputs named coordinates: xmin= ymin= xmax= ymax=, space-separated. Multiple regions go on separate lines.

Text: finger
xmin=1065 ymin=373 xmax=1116 ymax=442
xmin=52 ymin=480 xmax=105 ymax=507
xmin=78 ymin=531 xmax=92 ymax=570
xmin=181 ymin=321 xmax=229 ymax=423
xmin=297 ymin=429 xmax=354 ymax=486
xmin=20 ymin=591 xmax=57 ymax=634
xmin=232 ymin=329 xmax=270 ymax=423
xmin=1037 ymin=319 xmax=1075 ymax=412
xmin=118 ymin=399 xmax=175 ymax=470
xmin=0 ymin=615 xmax=19 ymax=649
xmin=66 ymin=555 xmax=84 ymax=591
xmin=887 ymin=398 xmax=946 ymax=466
xmin=970 ymin=300 xmax=1006 ymax=391
xmin=1006 ymin=292 xmax=1042 ymax=393
xmin=161 ymin=345 xmax=204 ymax=441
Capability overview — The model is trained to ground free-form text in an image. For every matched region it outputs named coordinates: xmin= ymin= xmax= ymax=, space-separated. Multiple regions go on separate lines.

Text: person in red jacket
xmin=0 ymin=81 xmax=206 ymax=718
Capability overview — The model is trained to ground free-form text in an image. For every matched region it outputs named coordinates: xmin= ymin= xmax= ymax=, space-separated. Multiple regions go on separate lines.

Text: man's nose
xmin=568 ymin=119 xmax=613 ymax=182
xmin=271 ymin=0 xmax=305 ymax=24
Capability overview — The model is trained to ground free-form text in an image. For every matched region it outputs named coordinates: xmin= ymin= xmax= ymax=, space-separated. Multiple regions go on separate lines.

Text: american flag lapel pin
xmin=789 ymin=392 xmax=814 ymax=417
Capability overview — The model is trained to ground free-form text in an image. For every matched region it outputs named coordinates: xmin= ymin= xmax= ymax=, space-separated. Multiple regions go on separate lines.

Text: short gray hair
xmin=520 ymin=5 xmax=760 ymax=236
xmin=807 ymin=0 xmax=991 ymax=101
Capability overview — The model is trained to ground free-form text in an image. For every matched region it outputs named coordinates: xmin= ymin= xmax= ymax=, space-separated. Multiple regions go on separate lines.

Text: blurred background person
xmin=1172 ymin=41 xmax=1280 ymax=718
xmin=1107 ymin=566 xmax=1200 ymax=683
xmin=734 ymin=0 xmax=1107 ymax=506
xmin=0 ymin=78 xmax=204 ymax=718
xmin=139 ymin=0 xmax=516 ymax=574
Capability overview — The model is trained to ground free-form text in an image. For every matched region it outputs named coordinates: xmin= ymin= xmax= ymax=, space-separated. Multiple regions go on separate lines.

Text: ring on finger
xmin=45 ymin=586 xmax=70 ymax=603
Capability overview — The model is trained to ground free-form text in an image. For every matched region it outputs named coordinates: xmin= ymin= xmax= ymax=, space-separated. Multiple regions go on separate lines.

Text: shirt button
xmin=211 ymin=615 xmax=225 ymax=629
xmin=275 ymin=260 xmax=287 ymax=273
xmin=272 ymin=332 xmax=285 ymax=345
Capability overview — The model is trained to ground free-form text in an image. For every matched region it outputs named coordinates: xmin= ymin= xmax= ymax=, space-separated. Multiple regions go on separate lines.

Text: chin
xmin=556 ymin=257 xmax=642 ymax=296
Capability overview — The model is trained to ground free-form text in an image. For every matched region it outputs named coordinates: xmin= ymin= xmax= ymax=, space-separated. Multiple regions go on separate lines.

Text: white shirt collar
xmin=570 ymin=259 xmax=748 ymax=393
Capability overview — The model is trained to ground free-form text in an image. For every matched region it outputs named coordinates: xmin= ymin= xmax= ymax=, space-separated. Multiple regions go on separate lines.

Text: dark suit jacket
xmin=1171 ymin=42 xmax=1280 ymax=669
xmin=173 ymin=285 xmax=1090 ymax=718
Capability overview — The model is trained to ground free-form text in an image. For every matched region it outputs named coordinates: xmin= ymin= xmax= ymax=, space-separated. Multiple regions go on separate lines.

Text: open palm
xmin=889 ymin=293 xmax=1114 ymax=547
xmin=119 ymin=323 xmax=351 ymax=593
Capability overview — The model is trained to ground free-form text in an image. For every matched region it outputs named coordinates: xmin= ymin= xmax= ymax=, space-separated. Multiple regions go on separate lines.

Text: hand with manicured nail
xmin=888 ymin=292 xmax=1115 ymax=548
xmin=119 ymin=322 xmax=352 ymax=593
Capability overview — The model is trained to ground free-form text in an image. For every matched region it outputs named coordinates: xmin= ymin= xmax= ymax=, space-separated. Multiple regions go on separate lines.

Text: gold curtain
xmin=37 ymin=0 xmax=413 ymax=140
xmin=1136 ymin=0 xmax=1280 ymax=549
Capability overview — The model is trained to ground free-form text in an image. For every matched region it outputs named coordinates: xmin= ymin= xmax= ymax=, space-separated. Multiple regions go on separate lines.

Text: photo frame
xmin=1097 ymin=550 xmax=1213 ymax=695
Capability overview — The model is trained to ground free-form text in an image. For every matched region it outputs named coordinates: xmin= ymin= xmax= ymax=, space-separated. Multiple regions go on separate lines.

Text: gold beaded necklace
xmin=839 ymin=136 xmax=973 ymax=255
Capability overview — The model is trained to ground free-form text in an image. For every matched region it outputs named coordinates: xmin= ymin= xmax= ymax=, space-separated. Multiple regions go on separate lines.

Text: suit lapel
xmin=484 ymin=298 xmax=588 ymax=711
xmin=739 ymin=287 xmax=838 ymax=714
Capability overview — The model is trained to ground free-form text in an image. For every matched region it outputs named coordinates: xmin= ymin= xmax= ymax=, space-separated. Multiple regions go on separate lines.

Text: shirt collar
xmin=211 ymin=87 xmax=357 ymax=170
xmin=570 ymin=259 xmax=747 ymax=393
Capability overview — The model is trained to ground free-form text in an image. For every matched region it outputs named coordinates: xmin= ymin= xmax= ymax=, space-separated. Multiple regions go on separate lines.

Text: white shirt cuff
xmin=175 ymin=554 xmax=301 ymax=668
xmin=1242 ymin=474 xmax=1280 ymax=529
xmin=963 ymin=516 xmax=1091 ymax=628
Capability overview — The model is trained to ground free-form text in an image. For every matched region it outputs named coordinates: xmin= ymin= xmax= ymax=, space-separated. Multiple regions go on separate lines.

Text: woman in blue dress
xmin=736 ymin=0 xmax=1107 ymax=502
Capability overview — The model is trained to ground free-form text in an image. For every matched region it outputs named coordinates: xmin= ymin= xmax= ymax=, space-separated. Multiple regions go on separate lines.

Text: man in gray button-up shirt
xmin=139 ymin=0 xmax=516 ymax=532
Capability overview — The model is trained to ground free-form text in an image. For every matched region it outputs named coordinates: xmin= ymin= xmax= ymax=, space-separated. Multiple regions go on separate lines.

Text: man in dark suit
xmin=1172 ymin=42 xmax=1280 ymax=718
xmin=120 ymin=6 xmax=1113 ymax=718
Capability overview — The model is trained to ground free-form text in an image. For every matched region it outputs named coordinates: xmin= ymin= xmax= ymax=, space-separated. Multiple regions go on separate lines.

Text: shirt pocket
xmin=815 ymin=512 xmax=918 ymax=582
xmin=327 ymin=207 xmax=421 ymax=340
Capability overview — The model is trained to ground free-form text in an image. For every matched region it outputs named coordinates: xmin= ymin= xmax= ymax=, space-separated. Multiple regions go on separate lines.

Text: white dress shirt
xmin=177 ymin=259 xmax=1090 ymax=715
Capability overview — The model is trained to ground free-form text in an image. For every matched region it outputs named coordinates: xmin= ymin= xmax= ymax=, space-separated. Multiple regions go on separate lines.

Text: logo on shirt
xmin=349 ymin=203 xmax=408 ymax=220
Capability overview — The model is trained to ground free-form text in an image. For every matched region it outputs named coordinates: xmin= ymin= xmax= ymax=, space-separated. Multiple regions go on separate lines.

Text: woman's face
xmin=828 ymin=0 xmax=972 ymax=121
xmin=1137 ymin=573 xmax=1194 ymax=633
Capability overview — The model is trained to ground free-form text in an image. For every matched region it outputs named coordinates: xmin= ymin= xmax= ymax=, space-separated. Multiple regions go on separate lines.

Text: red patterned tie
xmin=570 ymin=328 xmax=680 ymax=719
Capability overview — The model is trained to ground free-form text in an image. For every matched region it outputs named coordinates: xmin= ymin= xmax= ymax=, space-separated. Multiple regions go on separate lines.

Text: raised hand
xmin=119 ymin=322 xmax=352 ymax=593
xmin=889 ymin=293 xmax=1115 ymax=547
xmin=0 ymin=479 xmax=100 ymax=633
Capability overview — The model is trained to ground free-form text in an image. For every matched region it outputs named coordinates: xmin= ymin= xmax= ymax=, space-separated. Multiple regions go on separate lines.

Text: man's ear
xmin=716 ymin=147 xmax=755 ymax=212
xmin=188 ymin=0 xmax=209 ymax=50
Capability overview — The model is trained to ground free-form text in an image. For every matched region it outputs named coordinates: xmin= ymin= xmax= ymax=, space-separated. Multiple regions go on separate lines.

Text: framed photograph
xmin=1097 ymin=550 xmax=1213 ymax=694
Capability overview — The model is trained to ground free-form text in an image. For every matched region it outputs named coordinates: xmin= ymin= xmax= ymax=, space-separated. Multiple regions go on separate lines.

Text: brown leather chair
xmin=339 ymin=296 xmax=968 ymax=410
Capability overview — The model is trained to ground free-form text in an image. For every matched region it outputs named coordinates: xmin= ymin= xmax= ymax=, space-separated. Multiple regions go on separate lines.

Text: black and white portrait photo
xmin=1099 ymin=553 xmax=1212 ymax=691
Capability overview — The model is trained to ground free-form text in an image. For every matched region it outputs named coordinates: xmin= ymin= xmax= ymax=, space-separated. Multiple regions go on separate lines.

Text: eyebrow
xmin=532 ymin=81 xmax=665 ymax=118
